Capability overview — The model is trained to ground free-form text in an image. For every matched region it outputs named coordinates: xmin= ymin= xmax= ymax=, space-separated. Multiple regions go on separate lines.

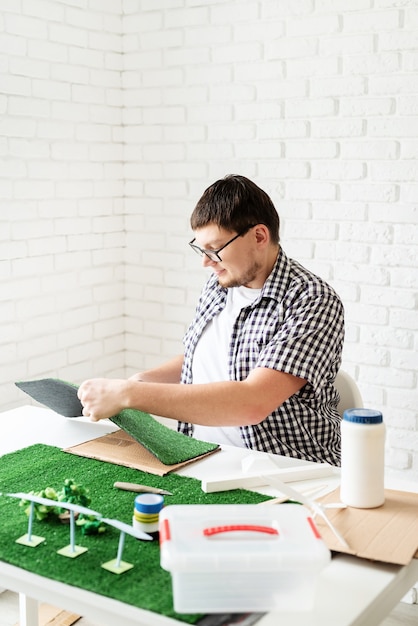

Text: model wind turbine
xmin=4 ymin=491 xmax=153 ymax=573
xmin=8 ymin=492 xmax=101 ymax=557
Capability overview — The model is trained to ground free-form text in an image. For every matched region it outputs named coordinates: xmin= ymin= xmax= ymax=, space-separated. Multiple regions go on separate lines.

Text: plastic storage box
xmin=159 ymin=503 xmax=331 ymax=613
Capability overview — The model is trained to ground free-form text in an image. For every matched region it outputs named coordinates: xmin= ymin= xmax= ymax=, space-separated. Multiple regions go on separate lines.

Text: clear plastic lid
xmin=343 ymin=408 xmax=383 ymax=424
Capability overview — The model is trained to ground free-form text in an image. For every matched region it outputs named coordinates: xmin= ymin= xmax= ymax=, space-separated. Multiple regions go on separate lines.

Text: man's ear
xmin=254 ymin=224 xmax=270 ymax=245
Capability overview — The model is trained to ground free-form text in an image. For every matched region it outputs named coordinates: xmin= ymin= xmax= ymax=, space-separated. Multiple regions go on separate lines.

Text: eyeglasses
xmin=189 ymin=225 xmax=256 ymax=263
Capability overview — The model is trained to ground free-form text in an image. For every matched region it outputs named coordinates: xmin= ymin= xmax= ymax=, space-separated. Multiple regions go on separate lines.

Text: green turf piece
xmin=15 ymin=379 xmax=83 ymax=417
xmin=0 ymin=444 xmax=270 ymax=624
xmin=110 ymin=409 xmax=219 ymax=465
xmin=15 ymin=378 xmax=219 ymax=465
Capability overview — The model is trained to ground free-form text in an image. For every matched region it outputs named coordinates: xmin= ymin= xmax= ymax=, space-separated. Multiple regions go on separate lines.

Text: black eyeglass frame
xmin=189 ymin=224 xmax=257 ymax=263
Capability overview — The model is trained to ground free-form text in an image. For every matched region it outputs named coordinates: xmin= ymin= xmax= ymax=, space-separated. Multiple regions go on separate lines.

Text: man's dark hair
xmin=190 ymin=174 xmax=280 ymax=243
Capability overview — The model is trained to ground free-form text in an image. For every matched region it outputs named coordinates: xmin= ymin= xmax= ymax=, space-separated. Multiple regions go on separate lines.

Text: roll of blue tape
xmin=134 ymin=493 xmax=164 ymax=515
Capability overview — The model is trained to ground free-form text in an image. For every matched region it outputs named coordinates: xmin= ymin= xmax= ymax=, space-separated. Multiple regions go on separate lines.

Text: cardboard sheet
xmin=316 ymin=487 xmax=418 ymax=565
xmin=64 ymin=429 xmax=220 ymax=476
xmin=15 ymin=603 xmax=80 ymax=626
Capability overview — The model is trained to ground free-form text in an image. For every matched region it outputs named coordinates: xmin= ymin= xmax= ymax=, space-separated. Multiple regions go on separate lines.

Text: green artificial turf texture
xmin=110 ymin=408 xmax=219 ymax=465
xmin=0 ymin=444 xmax=269 ymax=623
xmin=15 ymin=378 xmax=219 ymax=465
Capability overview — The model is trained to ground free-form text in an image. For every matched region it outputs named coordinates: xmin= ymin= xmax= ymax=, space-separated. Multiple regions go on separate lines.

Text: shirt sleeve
xmin=255 ymin=283 xmax=344 ymax=390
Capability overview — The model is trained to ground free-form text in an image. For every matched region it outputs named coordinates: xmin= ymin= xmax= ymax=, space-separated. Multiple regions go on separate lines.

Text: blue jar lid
xmin=134 ymin=493 xmax=164 ymax=514
xmin=343 ymin=408 xmax=383 ymax=424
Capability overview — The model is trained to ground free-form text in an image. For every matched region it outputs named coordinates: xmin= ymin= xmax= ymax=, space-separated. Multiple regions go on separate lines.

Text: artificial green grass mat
xmin=0 ymin=444 xmax=269 ymax=623
xmin=110 ymin=408 xmax=219 ymax=465
xmin=15 ymin=378 xmax=219 ymax=465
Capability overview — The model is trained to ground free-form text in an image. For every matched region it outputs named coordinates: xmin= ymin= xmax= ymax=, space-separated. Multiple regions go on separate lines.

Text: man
xmin=78 ymin=175 xmax=344 ymax=465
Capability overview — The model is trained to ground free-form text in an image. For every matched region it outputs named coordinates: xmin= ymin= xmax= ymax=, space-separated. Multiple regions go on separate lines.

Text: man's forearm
xmin=125 ymin=368 xmax=305 ymax=427
xmin=126 ymin=378 xmax=260 ymax=426
xmin=78 ymin=368 xmax=306 ymax=426
xmin=129 ymin=354 xmax=184 ymax=384
xmin=78 ymin=377 xmax=260 ymax=425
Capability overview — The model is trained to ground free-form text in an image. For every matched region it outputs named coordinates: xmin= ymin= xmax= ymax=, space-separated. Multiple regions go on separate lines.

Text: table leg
xmin=18 ymin=593 xmax=39 ymax=626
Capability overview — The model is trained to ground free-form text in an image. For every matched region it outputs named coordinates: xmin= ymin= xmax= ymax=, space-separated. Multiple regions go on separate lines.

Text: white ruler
xmin=201 ymin=462 xmax=336 ymax=493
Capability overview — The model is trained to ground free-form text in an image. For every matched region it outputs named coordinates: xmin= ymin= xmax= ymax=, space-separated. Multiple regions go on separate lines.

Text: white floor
xmin=0 ymin=590 xmax=417 ymax=626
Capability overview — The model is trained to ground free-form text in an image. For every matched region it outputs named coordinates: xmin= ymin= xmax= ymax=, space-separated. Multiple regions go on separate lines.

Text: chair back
xmin=334 ymin=370 xmax=363 ymax=417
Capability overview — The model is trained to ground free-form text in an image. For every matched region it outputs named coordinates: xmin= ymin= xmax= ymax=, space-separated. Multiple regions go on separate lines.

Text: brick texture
xmin=1 ymin=0 xmax=417 ymax=482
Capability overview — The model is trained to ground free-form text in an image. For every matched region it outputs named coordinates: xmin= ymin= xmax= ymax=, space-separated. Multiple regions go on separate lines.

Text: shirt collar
xmin=259 ymin=248 xmax=290 ymax=303
xmin=209 ymin=247 xmax=289 ymax=305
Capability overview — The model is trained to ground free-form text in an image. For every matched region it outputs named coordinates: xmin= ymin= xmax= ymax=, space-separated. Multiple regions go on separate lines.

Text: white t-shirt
xmin=192 ymin=285 xmax=261 ymax=447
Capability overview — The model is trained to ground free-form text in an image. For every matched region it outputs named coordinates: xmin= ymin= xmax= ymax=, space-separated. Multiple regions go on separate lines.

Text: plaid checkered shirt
xmin=178 ymin=249 xmax=345 ymax=466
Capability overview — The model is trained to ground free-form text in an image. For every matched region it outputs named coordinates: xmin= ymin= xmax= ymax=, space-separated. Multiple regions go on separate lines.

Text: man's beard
xmin=217 ymin=260 xmax=262 ymax=289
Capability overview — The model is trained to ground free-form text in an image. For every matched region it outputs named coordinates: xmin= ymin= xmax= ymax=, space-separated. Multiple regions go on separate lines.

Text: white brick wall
xmin=0 ymin=0 xmax=125 ymax=408
xmin=1 ymin=0 xmax=417 ymax=482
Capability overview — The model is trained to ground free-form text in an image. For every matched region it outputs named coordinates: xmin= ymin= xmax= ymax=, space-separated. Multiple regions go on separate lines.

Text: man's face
xmin=192 ymin=224 xmax=263 ymax=289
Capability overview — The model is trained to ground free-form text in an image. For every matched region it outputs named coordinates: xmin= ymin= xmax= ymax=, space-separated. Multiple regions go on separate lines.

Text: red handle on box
xmin=159 ymin=518 xmax=171 ymax=544
xmin=203 ymin=524 xmax=279 ymax=536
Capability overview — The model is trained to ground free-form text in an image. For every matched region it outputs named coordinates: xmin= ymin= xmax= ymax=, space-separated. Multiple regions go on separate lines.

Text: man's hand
xmin=77 ymin=378 xmax=130 ymax=421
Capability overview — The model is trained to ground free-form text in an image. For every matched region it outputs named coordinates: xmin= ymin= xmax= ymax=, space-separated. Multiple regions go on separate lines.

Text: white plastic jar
xmin=340 ymin=408 xmax=386 ymax=508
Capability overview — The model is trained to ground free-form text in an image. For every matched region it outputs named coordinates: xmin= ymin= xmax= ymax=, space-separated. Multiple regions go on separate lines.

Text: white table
xmin=0 ymin=405 xmax=417 ymax=626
